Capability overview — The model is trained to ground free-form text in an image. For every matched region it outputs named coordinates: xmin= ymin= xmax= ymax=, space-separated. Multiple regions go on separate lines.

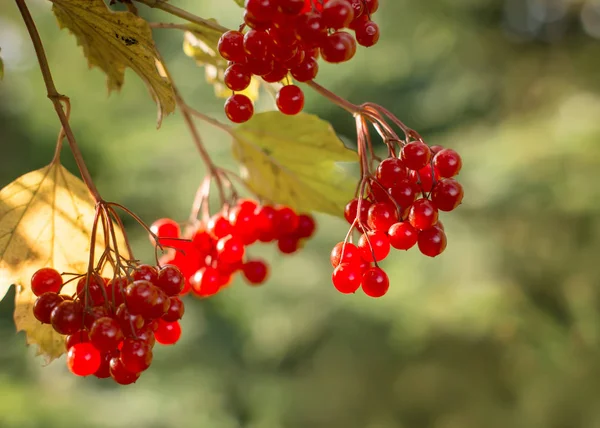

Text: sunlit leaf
xmin=183 ymin=26 xmax=261 ymax=102
xmin=232 ymin=0 xmax=244 ymax=6
xmin=0 ymin=162 xmax=126 ymax=362
xmin=50 ymin=0 xmax=176 ymax=127
xmin=231 ymin=112 xmax=358 ymax=217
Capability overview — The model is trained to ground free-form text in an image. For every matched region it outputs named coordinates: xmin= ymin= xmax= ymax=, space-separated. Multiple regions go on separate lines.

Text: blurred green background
xmin=2 ymin=0 xmax=600 ymax=427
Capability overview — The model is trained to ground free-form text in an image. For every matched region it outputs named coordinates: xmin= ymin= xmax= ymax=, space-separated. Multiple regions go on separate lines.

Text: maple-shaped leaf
xmin=231 ymin=112 xmax=358 ymax=217
xmin=183 ymin=26 xmax=261 ymax=102
xmin=50 ymin=0 xmax=175 ymax=127
xmin=0 ymin=162 xmax=127 ymax=362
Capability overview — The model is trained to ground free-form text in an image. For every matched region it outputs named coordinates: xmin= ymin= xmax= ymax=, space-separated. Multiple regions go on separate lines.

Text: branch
xmin=134 ymin=0 xmax=229 ymax=33
xmin=306 ymin=80 xmax=361 ymax=115
xmin=15 ymin=0 xmax=102 ymax=203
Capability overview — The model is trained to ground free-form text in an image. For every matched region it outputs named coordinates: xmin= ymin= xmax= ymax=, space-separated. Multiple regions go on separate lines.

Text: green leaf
xmin=231 ymin=112 xmax=358 ymax=217
xmin=233 ymin=0 xmax=244 ymax=6
xmin=0 ymin=48 xmax=4 ymax=81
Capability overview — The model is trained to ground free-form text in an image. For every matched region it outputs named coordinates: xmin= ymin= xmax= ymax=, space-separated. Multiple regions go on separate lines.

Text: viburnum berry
xmin=242 ymin=259 xmax=269 ymax=285
xmin=262 ymin=62 xmax=289 ymax=83
xmin=76 ymin=275 xmax=106 ymax=307
xmin=322 ymin=0 xmax=355 ymax=29
xmin=162 ymin=296 xmax=185 ymax=322
xmin=33 ymin=292 xmax=64 ymax=324
xmin=330 ymin=242 xmax=362 ymax=267
xmin=156 ymin=265 xmax=185 ymax=296
xmin=296 ymin=214 xmax=316 ymax=238
xmin=245 ymin=0 xmax=277 ymax=23
xmin=66 ymin=330 xmax=89 ymax=350
xmin=120 ymin=338 xmax=153 ymax=373
xmin=358 ymin=230 xmax=391 ymax=262
xmin=244 ymin=29 xmax=274 ymax=59
xmin=418 ymin=225 xmax=447 ymax=257
xmin=320 ymin=31 xmax=357 ymax=63
xmin=216 ymin=235 xmax=246 ymax=264
xmin=431 ymin=178 xmax=464 ymax=212
xmin=191 ymin=266 xmax=222 ymax=297
xmin=224 ymin=63 xmax=252 ymax=91
xmin=388 ymin=222 xmax=419 ymax=250
xmin=207 ymin=213 xmax=234 ymax=239
xmin=367 ymin=201 xmax=398 ymax=232
xmin=388 ymin=179 xmax=418 ymax=209
xmin=433 ymin=149 xmax=462 ymax=178
xmin=90 ymin=317 xmax=124 ymax=352
xmin=364 ymin=0 xmax=379 ymax=13
xmin=224 ymin=94 xmax=254 ymax=123
xmin=408 ymin=199 xmax=439 ymax=231
xmin=31 ymin=268 xmax=63 ymax=296
xmin=109 ymin=356 xmax=140 ymax=385
xmin=133 ymin=264 xmax=159 ymax=283
xmin=410 ymin=165 xmax=440 ymax=193
xmin=290 ymin=57 xmax=319 ymax=82
xmin=115 ymin=304 xmax=145 ymax=337
xmin=279 ymin=0 xmax=304 ymax=15
xmin=401 ymin=141 xmax=432 ymax=171
xmin=218 ymin=30 xmax=246 ymax=63
xmin=154 ymin=320 xmax=182 ymax=345
xmin=67 ymin=343 xmax=101 ymax=377
xmin=51 ymin=300 xmax=83 ymax=335
xmin=83 ymin=306 xmax=113 ymax=330
xmin=332 ymin=263 xmax=362 ymax=294
xmin=376 ymin=158 xmax=407 ymax=188
xmin=355 ymin=20 xmax=380 ymax=47
xmin=277 ymin=235 xmax=301 ymax=254
xmin=276 ymin=85 xmax=305 ymax=115
xmin=275 ymin=206 xmax=300 ymax=235
xmin=361 ymin=267 xmax=389 ymax=298
xmin=149 ymin=218 xmax=180 ymax=245
xmin=344 ymin=198 xmax=371 ymax=226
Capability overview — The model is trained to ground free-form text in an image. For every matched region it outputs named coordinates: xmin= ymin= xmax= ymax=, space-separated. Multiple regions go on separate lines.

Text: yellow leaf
xmin=231 ymin=112 xmax=358 ymax=217
xmin=50 ymin=0 xmax=175 ymax=127
xmin=0 ymin=48 xmax=4 ymax=81
xmin=183 ymin=27 xmax=262 ymax=102
xmin=0 ymin=162 xmax=126 ymax=362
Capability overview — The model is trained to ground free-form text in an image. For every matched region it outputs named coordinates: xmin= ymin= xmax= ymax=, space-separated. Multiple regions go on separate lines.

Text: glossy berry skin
xmin=364 ymin=0 xmax=379 ymax=13
xmin=216 ymin=235 xmax=246 ymax=264
xmin=244 ymin=29 xmax=273 ymax=59
xmin=125 ymin=280 xmax=169 ymax=319
xmin=191 ymin=267 xmax=222 ymax=297
xmin=388 ymin=180 xmax=418 ymax=209
xmin=358 ymin=231 xmax=391 ymax=262
xmin=277 ymin=85 xmax=305 ymax=115
xmin=33 ymin=292 xmax=64 ymax=324
xmin=162 ymin=297 xmax=185 ymax=322
xmin=133 ymin=264 xmax=159 ymax=284
xmin=90 ymin=317 xmax=124 ymax=352
xmin=149 ymin=218 xmax=180 ymax=245
xmin=106 ymin=277 xmax=127 ymax=307
xmin=291 ymin=58 xmax=319 ymax=82
xmin=65 ymin=330 xmax=89 ymax=350
xmin=320 ymin=31 xmax=357 ymax=63
xmin=330 ymin=242 xmax=362 ymax=267
xmin=245 ymin=0 xmax=277 ymax=23
xmin=83 ymin=306 xmax=113 ymax=330
xmin=388 ymin=222 xmax=419 ymax=250
xmin=376 ymin=158 xmax=407 ymax=188
xmin=76 ymin=275 xmax=106 ymax=307
xmin=332 ymin=263 xmax=362 ymax=294
xmin=242 ymin=259 xmax=269 ymax=285
xmin=109 ymin=357 xmax=140 ymax=385
xmin=31 ymin=268 xmax=63 ymax=296
xmin=367 ymin=202 xmax=398 ymax=232
xmin=275 ymin=206 xmax=300 ymax=235
xmin=120 ymin=338 xmax=153 ymax=373
xmin=401 ymin=142 xmax=432 ymax=171
xmin=279 ymin=0 xmax=304 ymax=14
xmin=223 ymin=64 xmax=252 ymax=92
xmin=410 ymin=165 xmax=440 ymax=193
xmin=67 ymin=343 xmax=101 ymax=377
xmin=115 ymin=304 xmax=145 ymax=337
xmin=154 ymin=320 xmax=182 ymax=345
xmin=94 ymin=350 xmax=117 ymax=379
xmin=344 ymin=198 xmax=371 ymax=226
xmin=361 ymin=267 xmax=390 ymax=298
xmin=207 ymin=213 xmax=233 ymax=239
xmin=224 ymin=94 xmax=254 ymax=123
xmin=431 ymin=178 xmax=464 ymax=212
xmin=296 ymin=214 xmax=316 ymax=238
xmin=408 ymin=199 xmax=439 ymax=231
xmin=218 ymin=30 xmax=246 ymax=63
xmin=262 ymin=62 xmax=289 ymax=83
xmin=297 ymin=12 xmax=328 ymax=46
xmin=433 ymin=149 xmax=463 ymax=178
xmin=355 ymin=20 xmax=380 ymax=47
xmin=51 ymin=300 xmax=83 ymax=335
xmin=156 ymin=265 xmax=185 ymax=296
xmin=277 ymin=235 xmax=301 ymax=254
xmin=418 ymin=226 xmax=447 ymax=257
xmin=322 ymin=0 xmax=355 ymax=29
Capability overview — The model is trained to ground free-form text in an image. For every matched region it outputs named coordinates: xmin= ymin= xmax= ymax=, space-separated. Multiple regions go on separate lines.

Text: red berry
xmin=83 ymin=306 xmax=112 ymax=330
xmin=431 ymin=178 xmax=464 ymax=212
xmin=344 ymin=198 xmax=371 ymax=226
xmin=207 ymin=213 xmax=234 ymax=240
xmin=388 ymin=222 xmax=419 ymax=250
xmin=410 ymin=165 xmax=440 ymax=193
xmin=154 ymin=319 xmax=182 ymax=345
xmin=247 ymin=57 xmax=275 ymax=76
xmin=94 ymin=350 xmax=117 ymax=379
xmin=297 ymin=12 xmax=327 ymax=45
xmin=358 ymin=231 xmax=391 ymax=262
xmin=320 ymin=31 xmax=357 ymax=63
xmin=65 ymin=329 xmax=89 ymax=350
xmin=133 ymin=264 xmax=159 ymax=284
xmin=330 ymin=242 xmax=362 ymax=267
xmin=224 ymin=94 xmax=254 ymax=123
xmin=218 ymin=30 xmax=246 ymax=63
xmin=125 ymin=280 xmax=169 ymax=319
xmin=388 ymin=179 xmax=418 ymax=209
xmin=115 ymin=303 xmax=145 ymax=337
xmin=355 ymin=20 xmax=380 ymax=47
xmin=244 ymin=29 xmax=274 ymax=59
xmin=162 ymin=296 xmax=185 ymax=322
xmin=242 ymin=259 xmax=270 ymax=285
xmin=156 ymin=264 xmax=185 ymax=296
xmin=430 ymin=145 xmax=445 ymax=154
xmin=408 ymin=199 xmax=439 ymax=231
xmin=76 ymin=275 xmax=106 ymax=306
xmin=31 ymin=268 xmax=63 ymax=296
xmin=90 ymin=317 xmax=124 ymax=352
xmin=149 ymin=218 xmax=180 ymax=245
xmin=332 ymin=263 xmax=362 ymax=294
xmin=67 ymin=343 xmax=101 ymax=376
xmin=245 ymin=0 xmax=277 ymax=23
xmin=433 ymin=149 xmax=463 ymax=178
xmin=376 ymin=158 xmax=408 ymax=188
xmin=290 ymin=57 xmax=319 ymax=82
xmin=367 ymin=202 xmax=398 ymax=232
xmin=109 ymin=357 xmax=140 ymax=385
xmin=106 ymin=277 xmax=127 ymax=307
xmin=418 ymin=226 xmax=447 ymax=257
xmin=275 ymin=206 xmax=300 ymax=235
xmin=401 ymin=141 xmax=432 ymax=171
xmin=276 ymin=85 xmax=305 ymax=115
xmin=243 ymin=9 xmax=271 ymax=29
xmin=224 ymin=63 xmax=252 ymax=91
xmin=120 ymin=338 xmax=153 ymax=373
xmin=277 ymin=235 xmax=301 ymax=254
xmin=295 ymin=213 xmax=316 ymax=238
xmin=348 ymin=0 xmax=365 ymax=18
xmin=262 ymin=62 xmax=289 ymax=83
xmin=216 ymin=235 xmax=246 ymax=264
xmin=364 ymin=0 xmax=379 ymax=13
xmin=33 ymin=292 xmax=64 ymax=324
xmin=322 ymin=0 xmax=355 ymax=29
xmin=361 ymin=267 xmax=389 ymax=298
xmin=191 ymin=267 xmax=222 ymax=297
xmin=51 ymin=300 xmax=83 ymax=335
xmin=279 ymin=0 xmax=304 ymax=15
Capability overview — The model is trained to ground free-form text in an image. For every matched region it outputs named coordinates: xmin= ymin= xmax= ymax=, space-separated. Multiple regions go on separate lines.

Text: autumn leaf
xmin=232 ymin=0 xmax=244 ymax=7
xmin=50 ymin=0 xmax=175 ymax=127
xmin=231 ymin=112 xmax=358 ymax=217
xmin=183 ymin=26 xmax=261 ymax=101
xmin=0 ymin=162 xmax=126 ymax=362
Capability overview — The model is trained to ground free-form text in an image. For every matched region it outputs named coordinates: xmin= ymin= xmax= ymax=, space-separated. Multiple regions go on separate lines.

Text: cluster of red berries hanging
xmin=31 ymin=264 xmax=185 ymax=384
xmin=218 ymin=0 xmax=381 ymax=123
xmin=151 ymin=198 xmax=316 ymax=298
xmin=332 ymin=144 xmax=464 ymax=298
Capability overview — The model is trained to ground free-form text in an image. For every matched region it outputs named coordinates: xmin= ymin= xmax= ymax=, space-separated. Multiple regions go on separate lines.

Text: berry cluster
xmin=332 ymin=144 xmax=464 ymax=297
xmin=218 ymin=0 xmax=380 ymax=123
xmin=31 ymin=264 xmax=185 ymax=384
xmin=151 ymin=199 xmax=316 ymax=297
